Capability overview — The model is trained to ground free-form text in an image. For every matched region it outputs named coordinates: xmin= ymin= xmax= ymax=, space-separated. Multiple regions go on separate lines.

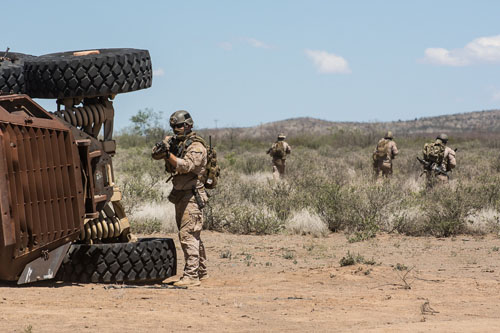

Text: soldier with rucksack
xmin=267 ymin=133 xmax=291 ymax=179
xmin=152 ymin=110 xmax=220 ymax=287
xmin=418 ymin=133 xmax=456 ymax=188
xmin=372 ymin=131 xmax=399 ymax=178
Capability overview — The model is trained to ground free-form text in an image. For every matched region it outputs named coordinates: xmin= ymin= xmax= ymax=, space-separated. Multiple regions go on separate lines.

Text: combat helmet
xmin=277 ymin=133 xmax=286 ymax=140
xmin=169 ymin=110 xmax=194 ymax=128
xmin=384 ymin=131 xmax=393 ymax=139
xmin=436 ymin=133 xmax=448 ymax=142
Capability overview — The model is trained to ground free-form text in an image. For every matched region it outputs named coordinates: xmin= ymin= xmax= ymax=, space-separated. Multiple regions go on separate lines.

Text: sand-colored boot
xmin=174 ymin=276 xmax=201 ymax=287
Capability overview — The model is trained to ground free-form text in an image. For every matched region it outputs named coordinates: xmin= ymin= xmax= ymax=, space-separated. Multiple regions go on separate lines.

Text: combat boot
xmin=173 ymin=276 xmax=201 ymax=287
xmin=199 ymin=274 xmax=209 ymax=281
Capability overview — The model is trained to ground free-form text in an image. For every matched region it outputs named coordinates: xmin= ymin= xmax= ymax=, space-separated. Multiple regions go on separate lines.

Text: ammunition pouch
xmin=167 ymin=188 xmax=191 ymax=204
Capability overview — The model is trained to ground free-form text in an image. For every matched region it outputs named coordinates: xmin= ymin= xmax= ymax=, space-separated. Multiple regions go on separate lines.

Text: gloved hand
xmin=152 ymin=140 xmax=169 ymax=159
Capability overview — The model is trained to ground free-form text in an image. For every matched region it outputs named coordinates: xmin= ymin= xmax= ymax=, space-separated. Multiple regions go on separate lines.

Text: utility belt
xmin=168 ymin=187 xmax=206 ymax=209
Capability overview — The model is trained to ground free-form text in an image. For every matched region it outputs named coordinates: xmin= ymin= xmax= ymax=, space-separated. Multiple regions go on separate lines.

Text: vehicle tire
xmin=0 ymin=52 xmax=35 ymax=95
xmin=56 ymin=238 xmax=177 ymax=283
xmin=25 ymin=48 xmax=152 ymax=99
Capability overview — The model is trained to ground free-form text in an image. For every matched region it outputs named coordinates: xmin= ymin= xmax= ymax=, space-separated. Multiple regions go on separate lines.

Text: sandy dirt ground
xmin=2 ymin=232 xmax=500 ymax=332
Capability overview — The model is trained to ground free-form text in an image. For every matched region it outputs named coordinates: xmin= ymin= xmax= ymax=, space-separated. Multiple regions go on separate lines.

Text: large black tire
xmin=56 ymin=238 xmax=177 ymax=283
xmin=25 ymin=48 xmax=152 ymax=99
xmin=0 ymin=52 xmax=34 ymax=95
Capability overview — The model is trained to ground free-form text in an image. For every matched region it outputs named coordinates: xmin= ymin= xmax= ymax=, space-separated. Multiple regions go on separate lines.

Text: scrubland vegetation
xmin=114 ymin=109 xmax=500 ymax=240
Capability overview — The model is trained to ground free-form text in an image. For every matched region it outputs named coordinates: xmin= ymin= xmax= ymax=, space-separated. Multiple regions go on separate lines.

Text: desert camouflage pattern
xmin=270 ymin=141 xmax=291 ymax=160
xmin=373 ymin=139 xmax=398 ymax=178
xmin=170 ymin=135 xmax=208 ymax=279
xmin=441 ymin=146 xmax=456 ymax=172
xmin=175 ymin=189 xmax=208 ymax=279
xmin=433 ymin=146 xmax=457 ymax=183
xmin=425 ymin=142 xmax=457 ymax=186
xmin=270 ymin=141 xmax=291 ymax=179
xmin=173 ymin=138 xmax=207 ymax=190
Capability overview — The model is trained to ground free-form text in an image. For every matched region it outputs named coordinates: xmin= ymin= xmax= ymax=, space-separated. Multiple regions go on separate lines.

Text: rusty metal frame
xmin=0 ymin=95 xmax=85 ymax=281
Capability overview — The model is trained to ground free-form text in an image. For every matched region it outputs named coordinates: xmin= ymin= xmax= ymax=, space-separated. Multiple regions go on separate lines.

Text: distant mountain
xmin=202 ymin=109 xmax=500 ymax=140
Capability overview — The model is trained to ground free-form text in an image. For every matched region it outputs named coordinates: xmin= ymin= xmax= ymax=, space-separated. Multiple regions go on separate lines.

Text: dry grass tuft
xmin=286 ymin=209 xmax=328 ymax=237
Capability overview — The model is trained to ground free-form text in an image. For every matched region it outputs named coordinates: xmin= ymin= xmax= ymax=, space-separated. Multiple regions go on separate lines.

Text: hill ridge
xmin=205 ymin=109 xmax=500 ymax=140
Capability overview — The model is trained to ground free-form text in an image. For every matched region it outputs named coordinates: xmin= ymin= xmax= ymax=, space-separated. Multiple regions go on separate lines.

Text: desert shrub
xmin=204 ymin=170 xmax=296 ymax=234
xmin=313 ymin=182 xmax=345 ymax=231
xmin=114 ymin=146 xmax=166 ymax=214
xmin=311 ymin=178 xmax=404 ymax=238
xmin=233 ymin=151 xmax=269 ymax=174
xmin=342 ymin=183 xmax=403 ymax=241
xmin=419 ymin=183 xmax=483 ymax=237
xmin=207 ymin=202 xmax=282 ymax=234
xmin=339 ymin=251 xmax=372 ymax=266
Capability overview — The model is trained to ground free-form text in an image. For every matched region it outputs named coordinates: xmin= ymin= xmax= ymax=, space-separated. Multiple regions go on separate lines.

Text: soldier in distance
xmin=372 ymin=131 xmax=399 ymax=179
xmin=421 ymin=133 xmax=456 ymax=188
xmin=266 ymin=133 xmax=291 ymax=180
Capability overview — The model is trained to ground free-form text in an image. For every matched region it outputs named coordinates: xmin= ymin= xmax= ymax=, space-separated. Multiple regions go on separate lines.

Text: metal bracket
xmin=17 ymin=242 xmax=71 ymax=284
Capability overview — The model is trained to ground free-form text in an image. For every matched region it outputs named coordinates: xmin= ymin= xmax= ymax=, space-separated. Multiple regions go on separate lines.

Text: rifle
xmin=152 ymin=140 xmax=174 ymax=182
xmin=153 ymin=141 xmax=168 ymax=155
xmin=416 ymin=156 xmax=449 ymax=178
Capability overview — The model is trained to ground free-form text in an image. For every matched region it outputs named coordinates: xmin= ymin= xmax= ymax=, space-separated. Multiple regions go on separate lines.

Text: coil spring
xmin=80 ymin=215 xmax=121 ymax=241
xmin=53 ymin=103 xmax=106 ymax=138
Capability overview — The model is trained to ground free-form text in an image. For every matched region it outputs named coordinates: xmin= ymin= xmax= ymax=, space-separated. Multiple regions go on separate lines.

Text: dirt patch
xmin=2 ymin=232 xmax=500 ymax=332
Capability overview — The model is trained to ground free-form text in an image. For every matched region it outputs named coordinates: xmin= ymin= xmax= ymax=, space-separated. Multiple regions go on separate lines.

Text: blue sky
xmin=4 ymin=1 xmax=500 ymax=129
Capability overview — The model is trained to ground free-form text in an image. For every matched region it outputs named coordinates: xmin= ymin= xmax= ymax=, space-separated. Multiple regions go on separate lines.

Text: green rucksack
xmin=423 ymin=142 xmax=445 ymax=164
xmin=182 ymin=134 xmax=220 ymax=189
xmin=203 ymin=143 xmax=220 ymax=189
xmin=272 ymin=141 xmax=286 ymax=158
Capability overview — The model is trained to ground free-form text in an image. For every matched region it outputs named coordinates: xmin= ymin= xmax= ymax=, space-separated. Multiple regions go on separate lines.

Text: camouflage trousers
xmin=373 ymin=160 xmax=393 ymax=178
xmin=272 ymin=158 xmax=286 ymax=180
xmin=425 ymin=172 xmax=448 ymax=189
xmin=175 ymin=190 xmax=208 ymax=279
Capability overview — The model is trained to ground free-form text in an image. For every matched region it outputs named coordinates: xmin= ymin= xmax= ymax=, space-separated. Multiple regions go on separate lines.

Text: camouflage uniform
xmin=268 ymin=140 xmax=291 ymax=179
xmin=426 ymin=140 xmax=456 ymax=185
xmin=153 ymin=132 xmax=208 ymax=280
xmin=373 ymin=138 xmax=398 ymax=178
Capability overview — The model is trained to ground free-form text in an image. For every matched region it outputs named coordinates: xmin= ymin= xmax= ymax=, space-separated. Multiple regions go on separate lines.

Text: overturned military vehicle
xmin=0 ymin=48 xmax=176 ymax=284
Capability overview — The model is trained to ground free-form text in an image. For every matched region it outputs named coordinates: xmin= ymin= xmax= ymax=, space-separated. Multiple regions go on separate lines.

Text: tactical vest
xmin=169 ymin=132 xmax=220 ymax=189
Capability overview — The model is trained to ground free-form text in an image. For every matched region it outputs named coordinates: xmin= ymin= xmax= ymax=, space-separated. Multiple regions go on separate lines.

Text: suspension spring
xmin=80 ymin=214 xmax=121 ymax=242
xmin=53 ymin=103 xmax=108 ymax=138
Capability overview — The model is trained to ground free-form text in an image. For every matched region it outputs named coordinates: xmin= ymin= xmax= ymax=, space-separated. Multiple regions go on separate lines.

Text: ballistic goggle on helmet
xmin=169 ymin=110 xmax=194 ymax=128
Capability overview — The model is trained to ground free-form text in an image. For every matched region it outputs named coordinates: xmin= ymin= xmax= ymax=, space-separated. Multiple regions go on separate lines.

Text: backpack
xmin=272 ymin=141 xmax=286 ymax=158
xmin=423 ymin=142 xmax=445 ymax=164
xmin=375 ymin=139 xmax=389 ymax=158
xmin=183 ymin=134 xmax=220 ymax=189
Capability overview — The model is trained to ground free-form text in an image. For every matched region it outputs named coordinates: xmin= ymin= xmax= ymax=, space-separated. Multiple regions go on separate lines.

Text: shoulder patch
xmin=188 ymin=142 xmax=206 ymax=153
